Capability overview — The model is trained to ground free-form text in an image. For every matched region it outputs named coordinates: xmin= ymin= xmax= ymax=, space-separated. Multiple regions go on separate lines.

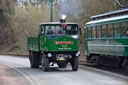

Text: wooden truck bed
xmin=27 ymin=37 xmax=40 ymax=52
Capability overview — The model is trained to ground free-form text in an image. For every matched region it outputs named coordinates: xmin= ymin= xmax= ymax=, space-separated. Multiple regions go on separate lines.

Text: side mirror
xmin=40 ymin=28 xmax=45 ymax=35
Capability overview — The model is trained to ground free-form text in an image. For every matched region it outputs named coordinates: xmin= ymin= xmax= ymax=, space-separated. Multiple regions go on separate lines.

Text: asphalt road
xmin=0 ymin=55 xmax=128 ymax=85
xmin=0 ymin=64 xmax=31 ymax=85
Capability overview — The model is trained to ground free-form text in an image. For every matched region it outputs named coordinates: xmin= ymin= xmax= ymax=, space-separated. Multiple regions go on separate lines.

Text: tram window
xmin=108 ymin=24 xmax=113 ymax=38
xmin=85 ymin=27 xmax=87 ymax=38
xmin=87 ymin=27 xmax=92 ymax=38
xmin=122 ymin=22 xmax=128 ymax=37
xmin=102 ymin=24 xmax=107 ymax=38
xmin=85 ymin=27 xmax=88 ymax=38
xmin=92 ymin=26 xmax=96 ymax=38
xmin=97 ymin=25 xmax=101 ymax=38
xmin=114 ymin=23 xmax=120 ymax=37
xmin=85 ymin=28 xmax=87 ymax=38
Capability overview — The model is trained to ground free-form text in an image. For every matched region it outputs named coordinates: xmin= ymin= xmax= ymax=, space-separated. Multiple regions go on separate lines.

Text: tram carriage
xmin=85 ymin=8 xmax=128 ymax=69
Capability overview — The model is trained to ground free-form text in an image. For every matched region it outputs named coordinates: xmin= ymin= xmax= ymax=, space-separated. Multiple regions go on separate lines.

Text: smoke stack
xmin=60 ymin=15 xmax=67 ymax=23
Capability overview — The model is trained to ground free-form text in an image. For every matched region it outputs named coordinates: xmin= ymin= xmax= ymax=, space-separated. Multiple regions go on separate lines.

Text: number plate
xmin=56 ymin=57 xmax=65 ymax=61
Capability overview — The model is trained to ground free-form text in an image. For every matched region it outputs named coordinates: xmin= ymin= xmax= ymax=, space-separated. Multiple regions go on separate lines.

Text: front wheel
xmin=30 ymin=51 xmax=40 ymax=68
xmin=42 ymin=57 xmax=49 ymax=72
xmin=71 ymin=57 xmax=79 ymax=71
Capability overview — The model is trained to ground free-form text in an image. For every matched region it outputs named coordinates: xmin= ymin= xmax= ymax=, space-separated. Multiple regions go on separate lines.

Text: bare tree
xmin=0 ymin=0 xmax=15 ymax=44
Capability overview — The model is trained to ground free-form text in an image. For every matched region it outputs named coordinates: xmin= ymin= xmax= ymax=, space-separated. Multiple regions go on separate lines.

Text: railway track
xmin=80 ymin=61 xmax=128 ymax=77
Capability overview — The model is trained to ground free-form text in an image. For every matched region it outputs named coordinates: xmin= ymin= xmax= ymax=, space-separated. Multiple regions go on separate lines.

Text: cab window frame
xmin=40 ymin=25 xmax=45 ymax=35
xmin=65 ymin=25 xmax=78 ymax=35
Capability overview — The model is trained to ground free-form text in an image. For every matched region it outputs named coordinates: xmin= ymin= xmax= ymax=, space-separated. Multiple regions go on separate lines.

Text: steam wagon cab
xmin=27 ymin=21 xmax=80 ymax=71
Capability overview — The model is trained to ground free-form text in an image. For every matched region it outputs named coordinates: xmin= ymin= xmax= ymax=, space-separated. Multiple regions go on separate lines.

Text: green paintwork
xmin=40 ymin=35 xmax=78 ymax=51
xmin=27 ymin=36 xmax=40 ymax=52
xmin=85 ymin=38 xmax=128 ymax=57
xmin=85 ymin=16 xmax=128 ymax=57
xmin=27 ymin=35 xmax=78 ymax=52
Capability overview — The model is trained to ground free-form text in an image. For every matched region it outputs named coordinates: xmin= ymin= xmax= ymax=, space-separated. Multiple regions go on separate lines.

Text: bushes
xmin=11 ymin=4 xmax=52 ymax=54
xmin=0 ymin=0 xmax=15 ymax=44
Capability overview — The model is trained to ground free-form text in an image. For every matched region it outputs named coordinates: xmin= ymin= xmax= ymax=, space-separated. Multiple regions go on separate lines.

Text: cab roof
xmin=40 ymin=22 xmax=78 ymax=25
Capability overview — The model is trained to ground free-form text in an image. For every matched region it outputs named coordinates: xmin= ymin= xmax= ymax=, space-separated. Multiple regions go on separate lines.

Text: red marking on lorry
xmin=62 ymin=24 xmax=67 ymax=28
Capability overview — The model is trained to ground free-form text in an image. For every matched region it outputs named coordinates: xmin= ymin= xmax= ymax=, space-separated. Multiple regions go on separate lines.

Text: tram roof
xmin=91 ymin=8 xmax=128 ymax=20
xmin=86 ymin=14 xmax=128 ymax=25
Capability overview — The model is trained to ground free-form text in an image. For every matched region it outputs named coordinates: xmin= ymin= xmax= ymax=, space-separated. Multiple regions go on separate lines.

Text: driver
xmin=68 ymin=26 xmax=77 ymax=34
xmin=47 ymin=27 xmax=54 ymax=35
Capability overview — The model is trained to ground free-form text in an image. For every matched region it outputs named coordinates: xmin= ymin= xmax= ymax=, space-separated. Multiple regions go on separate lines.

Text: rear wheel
xmin=29 ymin=51 xmax=32 ymax=62
xmin=30 ymin=51 xmax=41 ymax=68
xmin=42 ymin=57 xmax=49 ymax=72
xmin=122 ymin=58 xmax=128 ymax=71
xmin=71 ymin=57 xmax=79 ymax=71
xmin=90 ymin=56 xmax=100 ymax=65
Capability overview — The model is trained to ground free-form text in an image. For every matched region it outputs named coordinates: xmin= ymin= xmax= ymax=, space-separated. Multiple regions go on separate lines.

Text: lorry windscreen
xmin=45 ymin=25 xmax=63 ymax=35
xmin=44 ymin=25 xmax=78 ymax=35
xmin=65 ymin=26 xmax=78 ymax=35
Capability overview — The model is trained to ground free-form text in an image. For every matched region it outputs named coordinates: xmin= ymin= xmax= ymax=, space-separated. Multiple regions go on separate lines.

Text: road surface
xmin=0 ymin=55 xmax=128 ymax=85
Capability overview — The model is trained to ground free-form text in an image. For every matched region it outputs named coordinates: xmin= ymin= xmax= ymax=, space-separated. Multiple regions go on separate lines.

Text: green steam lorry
xmin=27 ymin=21 xmax=80 ymax=71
